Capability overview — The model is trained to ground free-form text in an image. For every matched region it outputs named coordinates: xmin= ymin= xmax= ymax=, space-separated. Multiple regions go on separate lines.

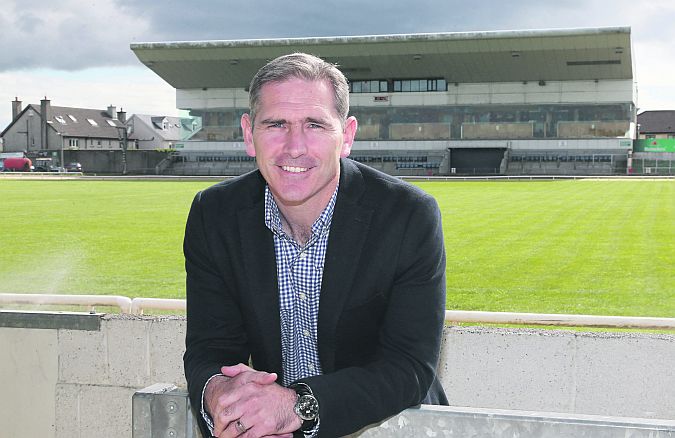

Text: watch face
xmin=296 ymin=394 xmax=319 ymax=420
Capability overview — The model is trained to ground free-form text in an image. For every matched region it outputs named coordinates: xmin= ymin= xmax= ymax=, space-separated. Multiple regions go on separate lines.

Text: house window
xmin=68 ymin=114 xmax=78 ymax=122
xmin=87 ymin=118 xmax=98 ymax=126
xmin=106 ymin=120 xmax=117 ymax=127
xmin=646 ymin=135 xmax=656 ymax=139
xmin=68 ymin=139 xmax=80 ymax=147
xmin=55 ymin=115 xmax=67 ymax=124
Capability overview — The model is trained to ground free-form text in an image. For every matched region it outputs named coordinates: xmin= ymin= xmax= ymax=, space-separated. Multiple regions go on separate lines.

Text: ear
xmin=241 ymin=113 xmax=256 ymax=157
xmin=340 ymin=116 xmax=358 ymax=158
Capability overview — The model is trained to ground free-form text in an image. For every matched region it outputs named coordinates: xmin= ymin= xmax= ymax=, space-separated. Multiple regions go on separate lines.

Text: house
xmin=0 ymin=97 xmax=128 ymax=161
xmin=637 ymin=110 xmax=675 ymax=139
xmin=126 ymin=114 xmax=199 ymax=150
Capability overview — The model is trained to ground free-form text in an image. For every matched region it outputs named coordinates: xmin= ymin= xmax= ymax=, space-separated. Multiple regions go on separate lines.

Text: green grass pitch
xmin=0 ymin=178 xmax=672 ymax=317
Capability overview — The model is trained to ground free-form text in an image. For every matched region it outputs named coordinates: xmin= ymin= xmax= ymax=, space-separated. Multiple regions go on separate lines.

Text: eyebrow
xmin=258 ymin=117 xmax=329 ymax=126
xmin=305 ymin=117 xmax=328 ymax=125
xmin=259 ymin=118 xmax=286 ymax=125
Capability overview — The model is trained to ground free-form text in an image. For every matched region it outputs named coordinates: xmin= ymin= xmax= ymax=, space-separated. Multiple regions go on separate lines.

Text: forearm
xmin=184 ymin=199 xmax=250 ymax=425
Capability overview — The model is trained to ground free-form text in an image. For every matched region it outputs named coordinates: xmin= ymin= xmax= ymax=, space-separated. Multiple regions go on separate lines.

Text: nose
xmin=283 ymin=124 xmax=308 ymax=158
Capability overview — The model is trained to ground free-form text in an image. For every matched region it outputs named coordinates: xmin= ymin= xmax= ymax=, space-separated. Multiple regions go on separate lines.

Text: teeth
xmin=282 ymin=166 xmax=308 ymax=173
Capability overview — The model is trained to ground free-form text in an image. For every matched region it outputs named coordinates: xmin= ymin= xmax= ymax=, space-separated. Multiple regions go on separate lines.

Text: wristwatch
xmin=289 ymin=382 xmax=319 ymax=432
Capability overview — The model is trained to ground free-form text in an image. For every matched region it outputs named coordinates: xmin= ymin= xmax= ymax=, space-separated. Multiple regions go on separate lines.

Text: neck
xmin=281 ymin=217 xmax=312 ymax=246
xmin=276 ymin=201 xmax=323 ymax=246
xmin=274 ymin=180 xmax=338 ymax=246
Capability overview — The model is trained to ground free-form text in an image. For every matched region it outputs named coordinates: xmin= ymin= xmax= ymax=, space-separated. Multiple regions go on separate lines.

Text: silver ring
xmin=235 ymin=419 xmax=247 ymax=434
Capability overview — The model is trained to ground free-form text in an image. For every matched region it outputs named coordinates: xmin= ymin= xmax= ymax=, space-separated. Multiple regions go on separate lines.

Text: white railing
xmin=130 ymin=297 xmax=186 ymax=314
xmin=0 ymin=293 xmax=133 ymax=313
xmin=444 ymin=310 xmax=675 ymax=330
xmin=1 ymin=293 xmax=674 ymax=329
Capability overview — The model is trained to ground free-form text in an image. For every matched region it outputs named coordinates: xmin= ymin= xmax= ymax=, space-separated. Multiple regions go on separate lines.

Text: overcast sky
xmin=2 ymin=0 xmax=674 ymax=129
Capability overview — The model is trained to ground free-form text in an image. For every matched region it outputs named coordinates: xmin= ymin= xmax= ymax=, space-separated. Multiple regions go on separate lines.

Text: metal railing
xmin=1 ymin=293 xmax=674 ymax=329
xmin=132 ymin=384 xmax=675 ymax=438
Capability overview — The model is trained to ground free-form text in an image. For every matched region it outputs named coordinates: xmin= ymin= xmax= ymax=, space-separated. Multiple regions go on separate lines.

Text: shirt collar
xmin=264 ymin=185 xmax=339 ymax=243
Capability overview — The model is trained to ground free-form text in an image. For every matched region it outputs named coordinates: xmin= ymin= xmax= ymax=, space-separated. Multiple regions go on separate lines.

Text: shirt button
xmin=299 ymin=293 xmax=307 ymax=300
xmin=303 ymin=329 xmax=310 ymax=337
xmin=299 ymin=252 xmax=307 ymax=259
xmin=308 ymin=363 xmax=315 ymax=371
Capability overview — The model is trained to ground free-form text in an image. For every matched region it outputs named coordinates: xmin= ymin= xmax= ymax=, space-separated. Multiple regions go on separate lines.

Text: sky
xmin=2 ymin=0 xmax=674 ymax=130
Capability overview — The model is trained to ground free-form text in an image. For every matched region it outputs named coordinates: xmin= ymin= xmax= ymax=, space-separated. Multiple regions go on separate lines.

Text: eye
xmin=307 ymin=122 xmax=323 ymax=129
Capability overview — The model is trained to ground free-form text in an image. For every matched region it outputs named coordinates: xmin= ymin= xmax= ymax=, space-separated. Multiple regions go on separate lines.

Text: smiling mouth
xmin=281 ymin=165 xmax=309 ymax=173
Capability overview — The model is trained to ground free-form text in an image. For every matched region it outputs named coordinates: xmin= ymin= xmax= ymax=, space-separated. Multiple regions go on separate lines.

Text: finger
xmin=246 ymin=371 xmax=277 ymax=385
xmin=211 ymin=410 xmax=230 ymax=436
xmin=221 ymin=366 xmax=278 ymax=386
xmin=220 ymin=363 xmax=253 ymax=377
xmin=213 ymin=403 xmax=245 ymax=437
xmin=220 ymin=418 xmax=249 ymax=438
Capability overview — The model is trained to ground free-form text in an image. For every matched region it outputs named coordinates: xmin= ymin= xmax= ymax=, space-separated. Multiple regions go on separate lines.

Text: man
xmin=183 ymin=52 xmax=447 ymax=438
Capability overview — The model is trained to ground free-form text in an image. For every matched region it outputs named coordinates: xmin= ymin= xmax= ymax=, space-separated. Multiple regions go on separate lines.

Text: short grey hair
xmin=248 ymin=53 xmax=350 ymax=126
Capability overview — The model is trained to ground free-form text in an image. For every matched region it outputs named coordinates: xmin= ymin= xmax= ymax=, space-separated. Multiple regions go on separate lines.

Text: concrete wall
xmin=389 ymin=122 xmax=452 ymax=140
xmin=1 ymin=311 xmax=673 ymax=438
xmin=462 ymin=122 xmax=534 ymax=139
xmin=61 ymin=150 xmax=170 ymax=174
xmin=557 ymin=121 xmax=630 ymax=138
xmin=506 ymin=160 xmax=618 ymax=176
xmin=1 ymin=109 xmax=50 ymax=153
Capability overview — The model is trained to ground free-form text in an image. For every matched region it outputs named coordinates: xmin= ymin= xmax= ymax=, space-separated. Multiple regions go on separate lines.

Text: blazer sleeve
xmin=302 ymin=193 xmax=447 ymax=437
xmin=182 ymin=191 xmax=250 ymax=430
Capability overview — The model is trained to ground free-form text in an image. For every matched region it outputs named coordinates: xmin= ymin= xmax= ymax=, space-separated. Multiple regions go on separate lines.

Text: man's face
xmin=242 ymin=78 xmax=357 ymax=212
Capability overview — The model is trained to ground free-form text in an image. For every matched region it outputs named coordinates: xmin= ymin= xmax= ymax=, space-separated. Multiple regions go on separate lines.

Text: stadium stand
xmin=132 ymin=27 xmax=636 ymax=176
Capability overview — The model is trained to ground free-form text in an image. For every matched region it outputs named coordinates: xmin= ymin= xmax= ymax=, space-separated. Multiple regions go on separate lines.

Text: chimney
xmin=40 ymin=96 xmax=51 ymax=150
xmin=117 ymin=108 xmax=127 ymax=124
xmin=11 ymin=97 xmax=22 ymax=120
xmin=107 ymin=105 xmax=117 ymax=120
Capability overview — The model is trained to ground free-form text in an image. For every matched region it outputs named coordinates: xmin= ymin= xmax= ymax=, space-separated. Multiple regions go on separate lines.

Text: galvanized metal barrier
xmin=133 ymin=384 xmax=201 ymax=438
xmin=132 ymin=384 xmax=675 ymax=438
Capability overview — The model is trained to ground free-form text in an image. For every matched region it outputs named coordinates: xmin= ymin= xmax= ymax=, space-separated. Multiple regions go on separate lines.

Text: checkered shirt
xmin=264 ymin=185 xmax=337 ymax=386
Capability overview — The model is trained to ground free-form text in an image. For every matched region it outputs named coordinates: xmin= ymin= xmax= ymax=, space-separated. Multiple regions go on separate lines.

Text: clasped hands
xmin=205 ymin=363 xmax=302 ymax=438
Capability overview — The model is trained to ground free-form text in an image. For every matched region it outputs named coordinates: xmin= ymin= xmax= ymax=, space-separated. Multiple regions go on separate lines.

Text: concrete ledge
xmin=0 ymin=310 xmax=101 ymax=331
xmin=3 ymin=313 xmax=674 ymax=437
xmin=132 ymin=385 xmax=675 ymax=438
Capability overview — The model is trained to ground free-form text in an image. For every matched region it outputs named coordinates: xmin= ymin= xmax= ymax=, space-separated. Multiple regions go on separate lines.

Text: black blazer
xmin=183 ymin=159 xmax=447 ymax=437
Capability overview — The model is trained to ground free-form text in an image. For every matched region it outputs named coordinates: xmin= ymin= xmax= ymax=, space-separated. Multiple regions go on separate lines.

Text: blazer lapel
xmin=318 ymin=159 xmax=374 ymax=372
xmin=237 ymin=194 xmax=283 ymax=376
